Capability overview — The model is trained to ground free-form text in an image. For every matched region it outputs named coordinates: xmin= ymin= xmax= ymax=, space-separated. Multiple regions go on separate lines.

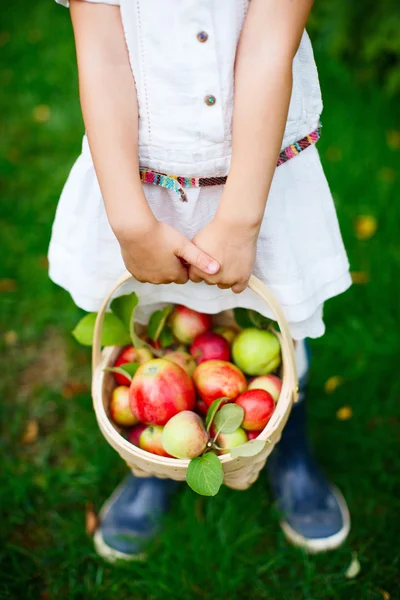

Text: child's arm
xmin=69 ymin=1 xmax=219 ymax=284
xmin=189 ymin=0 xmax=314 ymax=292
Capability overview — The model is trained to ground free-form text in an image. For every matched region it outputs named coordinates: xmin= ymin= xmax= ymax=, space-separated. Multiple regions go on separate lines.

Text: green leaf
xmin=159 ymin=325 xmax=175 ymax=348
xmin=205 ymin=398 xmax=229 ymax=432
xmin=213 ymin=404 xmax=244 ymax=434
xmin=110 ymin=292 xmax=142 ymax=348
xmin=229 ymin=439 xmax=266 ymax=458
xmin=110 ymin=292 xmax=138 ymax=331
xmin=186 ymin=452 xmax=224 ymax=496
xmin=72 ymin=313 xmax=131 ymax=347
xmin=233 ymin=308 xmax=254 ymax=329
xmin=104 ymin=361 xmax=140 ymax=381
xmin=147 ymin=306 xmax=172 ymax=342
xmin=248 ymin=311 xmax=274 ymax=330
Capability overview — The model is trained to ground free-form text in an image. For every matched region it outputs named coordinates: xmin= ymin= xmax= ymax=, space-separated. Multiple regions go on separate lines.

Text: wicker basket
xmin=91 ymin=273 xmax=298 ymax=491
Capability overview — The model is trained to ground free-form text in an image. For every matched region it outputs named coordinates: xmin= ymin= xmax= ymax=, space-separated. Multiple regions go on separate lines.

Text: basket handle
xmin=92 ymin=272 xmax=298 ymax=402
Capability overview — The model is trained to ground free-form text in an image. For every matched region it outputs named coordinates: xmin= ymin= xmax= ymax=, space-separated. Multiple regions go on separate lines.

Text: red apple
xmin=127 ymin=423 xmax=147 ymax=447
xmin=113 ymin=345 xmax=153 ymax=385
xmin=247 ymin=430 xmax=262 ymax=440
xmin=247 ymin=374 xmax=282 ymax=403
xmin=193 ymin=359 xmax=247 ymax=407
xmin=235 ymin=389 xmax=275 ymax=431
xmin=110 ymin=386 xmax=139 ymax=427
xmin=190 ymin=331 xmax=231 ymax=364
xmin=162 ymin=411 xmax=208 ymax=459
xmin=130 ymin=358 xmax=195 ymax=426
xmin=214 ymin=427 xmax=248 ymax=455
xmin=195 ymin=398 xmax=209 ymax=416
xmin=164 ymin=351 xmax=197 ymax=376
xmin=169 ymin=305 xmax=212 ymax=344
xmin=139 ymin=425 xmax=172 ymax=457
xmin=213 ymin=326 xmax=238 ymax=345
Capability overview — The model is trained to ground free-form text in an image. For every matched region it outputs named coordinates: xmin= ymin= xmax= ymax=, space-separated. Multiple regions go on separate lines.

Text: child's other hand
xmin=117 ymin=219 xmax=220 ymax=285
xmin=189 ymin=215 xmax=258 ymax=293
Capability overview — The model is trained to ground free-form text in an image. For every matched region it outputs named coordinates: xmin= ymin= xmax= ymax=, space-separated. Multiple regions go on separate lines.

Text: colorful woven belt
xmin=140 ymin=124 xmax=321 ymax=201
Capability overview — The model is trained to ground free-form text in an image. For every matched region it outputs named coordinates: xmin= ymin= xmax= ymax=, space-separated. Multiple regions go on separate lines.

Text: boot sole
xmin=280 ymin=486 xmax=351 ymax=554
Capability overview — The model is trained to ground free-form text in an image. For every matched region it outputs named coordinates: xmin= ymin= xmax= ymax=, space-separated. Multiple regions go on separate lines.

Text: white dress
xmin=50 ymin=0 xmax=351 ymax=340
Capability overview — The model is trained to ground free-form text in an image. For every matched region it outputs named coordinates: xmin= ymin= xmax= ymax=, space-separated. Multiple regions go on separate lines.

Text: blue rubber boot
xmin=267 ymin=342 xmax=350 ymax=553
xmin=94 ymin=475 xmax=178 ymax=562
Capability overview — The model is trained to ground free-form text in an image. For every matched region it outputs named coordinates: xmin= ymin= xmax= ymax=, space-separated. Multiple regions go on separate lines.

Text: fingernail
xmin=206 ymin=261 xmax=219 ymax=274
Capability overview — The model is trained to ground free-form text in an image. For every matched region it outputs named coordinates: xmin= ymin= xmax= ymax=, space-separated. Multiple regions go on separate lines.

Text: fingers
xmin=231 ymin=280 xmax=248 ymax=294
xmin=176 ymin=239 xmax=220 ymax=276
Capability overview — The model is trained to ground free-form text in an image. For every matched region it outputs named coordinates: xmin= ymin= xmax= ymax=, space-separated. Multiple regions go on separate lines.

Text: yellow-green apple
xmin=235 ymin=389 xmax=275 ymax=431
xmin=247 ymin=430 xmax=262 ymax=440
xmin=139 ymin=425 xmax=172 ymax=457
xmin=193 ymin=359 xmax=247 ymax=407
xmin=164 ymin=351 xmax=197 ymax=376
xmin=162 ymin=411 xmax=208 ymax=459
xmin=127 ymin=423 xmax=147 ymax=446
xmin=110 ymin=385 xmax=139 ymax=426
xmin=190 ymin=331 xmax=231 ymax=364
xmin=114 ymin=345 xmax=153 ymax=385
xmin=213 ymin=427 xmax=247 ymax=455
xmin=213 ymin=326 xmax=237 ymax=345
xmin=247 ymin=374 xmax=282 ymax=402
xmin=232 ymin=328 xmax=281 ymax=376
xmin=130 ymin=358 xmax=195 ymax=426
xmin=169 ymin=305 xmax=212 ymax=344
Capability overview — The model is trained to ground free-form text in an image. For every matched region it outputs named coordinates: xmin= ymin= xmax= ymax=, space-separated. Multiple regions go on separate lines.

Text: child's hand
xmin=117 ymin=219 xmax=220 ymax=285
xmin=189 ymin=215 xmax=258 ymax=293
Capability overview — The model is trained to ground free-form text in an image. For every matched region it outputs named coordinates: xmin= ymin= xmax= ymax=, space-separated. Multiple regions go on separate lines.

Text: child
xmin=50 ymin=0 xmax=352 ymax=560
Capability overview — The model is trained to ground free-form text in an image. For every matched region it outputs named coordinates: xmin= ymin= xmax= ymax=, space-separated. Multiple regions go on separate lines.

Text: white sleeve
xmin=56 ymin=0 xmax=119 ymax=7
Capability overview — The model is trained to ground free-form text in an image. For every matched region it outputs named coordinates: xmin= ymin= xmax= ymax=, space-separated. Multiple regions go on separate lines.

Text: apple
xmin=193 ymin=359 xmax=247 ymax=407
xmin=247 ymin=430 xmax=262 ymax=440
xmin=110 ymin=385 xmax=139 ymax=427
xmin=195 ymin=397 xmax=209 ymax=416
xmin=164 ymin=351 xmax=197 ymax=376
xmin=247 ymin=374 xmax=282 ymax=402
xmin=213 ymin=427 xmax=247 ymax=455
xmin=113 ymin=345 xmax=153 ymax=386
xmin=235 ymin=389 xmax=275 ymax=430
xmin=162 ymin=411 xmax=208 ymax=459
xmin=130 ymin=358 xmax=195 ymax=426
xmin=190 ymin=331 xmax=231 ymax=364
xmin=213 ymin=326 xmax=237 ymax=345
xmin=232 ymin=328 xmax=281 ymax=376
xmin=139 ymin=425 xmax=172 ymax=457
xmin=127 ymin=423 xmax=147 ymax=447
xmin=169 ymin=305 xmax=212 ymax=344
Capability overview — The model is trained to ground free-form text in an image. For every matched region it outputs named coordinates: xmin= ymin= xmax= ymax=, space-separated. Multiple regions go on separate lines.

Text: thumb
xmin=177 ymin=240 xmax=220 ymax=275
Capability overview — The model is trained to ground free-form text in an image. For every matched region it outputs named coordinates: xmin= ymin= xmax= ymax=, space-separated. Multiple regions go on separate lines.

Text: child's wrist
xmin=111 ymin=210 xmax=157 ymax=243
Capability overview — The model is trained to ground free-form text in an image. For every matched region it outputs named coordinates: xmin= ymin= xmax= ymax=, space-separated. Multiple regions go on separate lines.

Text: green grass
xmin=1 ymin=2 xmax=400 ymax=599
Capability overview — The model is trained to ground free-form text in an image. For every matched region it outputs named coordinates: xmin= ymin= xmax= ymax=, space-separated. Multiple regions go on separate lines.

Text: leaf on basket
xmin=186 ymin=452 xmax=223 ymax=496
xmin=233 ymin=308 xmax=254 ymax=329
xmin=248 ymin=311 xmax=273 ymax=330
xmin=345 ymin=552 xmax=361 ymax=579
xmin=104 ymin=361 xmax=140 ymax=381
xmin=110 ymin=292 xmax=143 ymax=348
xmin=159 ymin=325 xmax=175 ymax=348
xmin=72 ymin=313 xmax=131 ymax=347
xmin=147 ymin=306 xmax=172 ymax=342
xmin=230 ymin=439 xmax=266 ymax=458
xmin=205 ymin=398 xmax=228 ymax=431
xmin=213 ymin=404 xmax=244 ymax=434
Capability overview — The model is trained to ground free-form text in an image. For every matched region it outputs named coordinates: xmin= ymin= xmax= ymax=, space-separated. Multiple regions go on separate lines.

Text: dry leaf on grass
xmin=380 ymin=590 xmax=391 ymax=600
xmin=325 ymin=146 xmax=342 ymax=162
xmin=345 ymin=552 xmax=361 ymax=579
xmin=33 ymin=104 xmax=51 ymax=123
xmin=324 ymin=376 xmax=344 ymax=394
xmin=354 ymin=215 xmax=378 ymax=240
xmin=0 ymin=279 xmax=17 ymax=292
xmin=85 ymin=502 xmax=98 ymax=536
xmin=4 ymin=330 xmax=18 ymax=345
xmin=336 ymin=406 xmax=353 ymax=421
xmin=21 ymin=420 xmax=39 ymax=444
xmin=377 ymin=167 xmax=397 ymax=183
xmin=386 ymin=130 xmax=400 ymax=150
xmin=61 ymin=381 xmax=89 ymax=399
xmin=351 ymin=271 xmax=370 ymax=284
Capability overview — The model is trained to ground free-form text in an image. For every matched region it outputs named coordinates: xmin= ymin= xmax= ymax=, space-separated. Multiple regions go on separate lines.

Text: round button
xmin=204 ymin=95 xmax=216 ymax=106
xmin=197 ymin=31 xmax=208 ymax=43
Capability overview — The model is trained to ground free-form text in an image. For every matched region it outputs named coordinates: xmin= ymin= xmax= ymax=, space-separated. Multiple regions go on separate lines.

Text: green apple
xmin=162 ymin=411 xmax=208 ymax=459
xmin=232 ymin=328 xmax=281 ymax=376
xmin=215 ymin=427 xmax=248 ymax=455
